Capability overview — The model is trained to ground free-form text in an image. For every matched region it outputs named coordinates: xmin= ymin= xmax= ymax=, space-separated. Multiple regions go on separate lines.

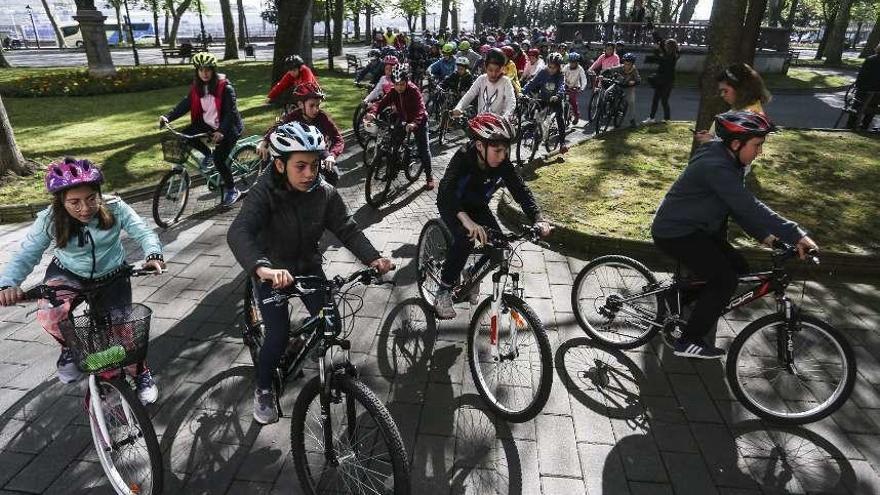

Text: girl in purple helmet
xmin=0 ymin=158 xmax=166 ymax=405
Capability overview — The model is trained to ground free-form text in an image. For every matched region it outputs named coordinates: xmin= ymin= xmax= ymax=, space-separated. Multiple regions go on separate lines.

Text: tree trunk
xmin=421 ymin=0 xmax=427 ymax=32
xmin=324 ymin=0 xmax=332 ymax=69
xmin=678 ymin=0 xmax=700 ymax=23
xmin=365 ymin=4 xmax=371 ymax=38
xmin=218 ymin=0 xmax=239 ymax=59
xmin=354 ymin=0 xmax=362 ymax=40
xmin=73 ymin=1 xmax=116 ymax=77
xmin=859 ymin=11 xmax=880 ymax=58
xmin=152 ymin=9 xmax=160 ymax=47
xmin=237 ymin=0 xmax=248 ymax=46
xmin=114 ymin=6 xmax=125 ymax=44
xmin=694 ymin=0 xmax=748 ymax=152
xmin=824 ymin=0 xmax=855 ymax=65
xmin=169 ymin=0 xmax=194 ymax=49
xmin=0 ymin=46 xmax=10 ymax=68
xmin=584 ymin=0 xmax=600 ymax=22
xmin=164 ymin=10 xmax=170 ymax=41
xmin=304 ymin=7 xmax=313 ymax=65
xmin=332 ymin=0 xmax=343 ymax=56
xmin=767 ymin=0 xmax=781 ymax=27
xmin=740 ymin=0 xmax=768 ymax=65
xmin=619 ymin=0 xmax=628 ymax=21
xmin=474 ymin=1 xmax=487 ymax=32
xmin=0 ymin=95 xmax=29 ymax=177
xmin=452 ymin=6 xmax=459 ymax=32
xmin=815 ymin=10 xmax=837 ymax=59
xmin=784 ymin=0 xmax=799 ymax=28
xmin=41 ymin=0 xmax=67 ymax=48
xmin=440 ymin=0 xmax=450 ymax=33
xmin=660 ymin=0 xmax=673 ymax=22
xmin=274 ymin=0 xmax=313 ymax=83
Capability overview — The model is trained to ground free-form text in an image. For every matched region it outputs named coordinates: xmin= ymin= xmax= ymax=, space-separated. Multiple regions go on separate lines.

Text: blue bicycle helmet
xmin=621 ymin=52 xmax=637 ymax=63
xmin=567 ymin=52 xmax=582 ymax=63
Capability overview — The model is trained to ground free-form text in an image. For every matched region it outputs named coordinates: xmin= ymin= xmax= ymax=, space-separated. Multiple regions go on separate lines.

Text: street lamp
xmin=196 ymin=0 xmax=207 ymax=48
xmin=122 ymin=0 xmax=139 ymax=65
xmin=24 ymin=5 xmax=40 ymax=49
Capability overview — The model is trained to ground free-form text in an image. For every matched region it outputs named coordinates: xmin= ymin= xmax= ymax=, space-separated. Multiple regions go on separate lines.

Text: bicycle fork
xmin=87 ymin=375 xmax=138 ymax=452
xmin=776 ymin=297 xmax=798 ymax=373
xmin=488 ymin=272 xmax=523 ymax=362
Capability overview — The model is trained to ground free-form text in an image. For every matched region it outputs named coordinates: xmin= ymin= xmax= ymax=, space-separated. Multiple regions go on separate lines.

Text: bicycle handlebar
xmin=771 ymin=239 xmax=820 ymax=265
xmin=18 ymin=265 xmax=161 ymax=303
xmin=160 ymin=121 xmax=211 ymax=140
xmin=260 ymin=266 xmax=396 ymax=306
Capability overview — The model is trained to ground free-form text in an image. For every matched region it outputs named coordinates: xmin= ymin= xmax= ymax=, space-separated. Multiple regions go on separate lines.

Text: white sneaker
xmin=642 ymin=117 xmax=656 ymax=124
xmin=56 ymin=347 xmax=82 ymax=384
xmin=253 ymin=388 xmax=279 ymax=425
xmin=135 ymin=369 xmax=159 ymax=405
xmin=433 ymin=290 xmax=457 ymax=319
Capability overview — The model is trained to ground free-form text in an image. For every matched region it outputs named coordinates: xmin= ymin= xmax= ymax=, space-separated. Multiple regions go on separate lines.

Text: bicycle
xmin=16 ymin=265 xmax=163 ymax=494
xmin=515 ymin=95 xmax=566 ymax=167
xmin=570 ymin=242 xmax=856 ymax=425
xmin=241 ymin=267 xmax=410 ymax=494
xmin=152 ymin=122 xmax=263 ymax=228
xmin=438 ymin=100 xmax=474 ymax=146
xmin=592 ymin=73 xmax=628 ymax=135
xmin=364 ymin=114 xmax=422 ymax=208
xmin=832 ymin=83 xmax=880 ymax=129
xmin=416 ymin=221 xmax=553 ymax=422
xmin=352 ymin=81 xmax=374 ymax=149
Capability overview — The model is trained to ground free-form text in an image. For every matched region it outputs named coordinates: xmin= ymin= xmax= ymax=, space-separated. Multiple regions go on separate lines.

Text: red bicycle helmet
xmin=501 ymin=46 xmax=515 ymax=59
xmin=715 ymin=111 xmax=777 ymax=143
xmin=383 ymin=55 xmax=400 ymax=66
xmin=292 ymin=82 xmax=326 ymax=101
xmin=527 ymin=48 xmax=540 ymax=57
xmin=468 ymin=113 xmax=515 ymax=142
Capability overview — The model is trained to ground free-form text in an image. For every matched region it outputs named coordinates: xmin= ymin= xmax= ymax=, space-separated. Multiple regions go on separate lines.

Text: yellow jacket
xmin=504 ymin=61 xmax=521 ymax=94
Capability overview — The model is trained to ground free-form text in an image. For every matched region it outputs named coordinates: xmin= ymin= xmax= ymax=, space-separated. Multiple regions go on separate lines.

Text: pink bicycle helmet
xmin=45 ymin=158 xmax=104 ymax=194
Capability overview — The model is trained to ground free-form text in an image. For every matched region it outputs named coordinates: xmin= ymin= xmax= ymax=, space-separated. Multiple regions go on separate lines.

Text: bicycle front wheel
xmin=89 ymin=376 xmax=163 ymax=495
xmin=403 ymin=135 xmax=422 ymax=182
xmin=365 ymin=155 xmax=391 ymax=208
xmin=353 ymin=102 xmax=369 ymax=148
xmin=515 ymin=122 xmax=536 ymax=167
xmin=726 ymin=313 xmax=856 ymax=425
xmin=417 ymin=219 xmax=452 ymax=308
xmin=468 ymin=294 xmax=553 ymax=422
xmin=571 ymin=255 xmax=665 ymax=349
xmin=291 ymin=372 xmax=410 ymax=495
xmin=152 ymin=168 xmax=190 ymax=228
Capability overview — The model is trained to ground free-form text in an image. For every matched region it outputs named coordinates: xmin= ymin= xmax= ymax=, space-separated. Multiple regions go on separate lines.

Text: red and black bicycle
xmin=570 ymin=242 xmax=856 ymax=425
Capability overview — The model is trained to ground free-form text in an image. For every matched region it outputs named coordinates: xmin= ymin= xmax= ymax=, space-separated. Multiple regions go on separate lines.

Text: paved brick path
xmin=1 ymin=135 xmax=880 ymax=494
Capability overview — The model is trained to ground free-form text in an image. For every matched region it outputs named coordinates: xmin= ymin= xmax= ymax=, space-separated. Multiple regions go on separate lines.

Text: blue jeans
xmin=439 ymin=206 xmax=501 ymax=288
xmin=412 ymin=124 xmax=433 ymax=181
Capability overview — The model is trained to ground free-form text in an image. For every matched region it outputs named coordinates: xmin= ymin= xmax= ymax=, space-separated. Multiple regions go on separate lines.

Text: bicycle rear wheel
xmin=89 ymin=376 xmax=163 ymax=495
xmin=291 ymin=372 xmax=410 ymax=495
xmin=230 ymin=144 xmax=263 ymax=194
xmin=571 ymin=255 xmax=665 ymax=349
xmin=726 ymin=313 xmax=856 ymax=425
xmin=152 ymin=168 xmax=190 ymax=228
xmin=353 ymin=102 xmax=369 ymax=148
xmin=468 ymin=293 xmax=553 ymax=422
xmin=515 ymin=122 xmax=537 ymax=167
xmin=417 ymin=219 xmax=452 ymax=308
xmin=613 ymin=98 xmax=628 ymax=128
xmin=402 ymin=135 xmax=422 ymax=182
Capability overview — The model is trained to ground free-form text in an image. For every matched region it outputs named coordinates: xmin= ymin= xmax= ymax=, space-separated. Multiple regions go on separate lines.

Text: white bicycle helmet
xmin=268 ymin=122 xmax=326 ymax=158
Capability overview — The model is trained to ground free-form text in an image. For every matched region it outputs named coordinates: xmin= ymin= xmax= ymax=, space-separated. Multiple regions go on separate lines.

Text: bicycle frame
xmin=161 ymin=123 xmax=262 ymax=191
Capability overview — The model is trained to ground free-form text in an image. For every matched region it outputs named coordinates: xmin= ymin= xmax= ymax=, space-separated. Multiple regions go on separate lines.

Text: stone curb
xmin=498 ymin=127 xmax=880 ymax=276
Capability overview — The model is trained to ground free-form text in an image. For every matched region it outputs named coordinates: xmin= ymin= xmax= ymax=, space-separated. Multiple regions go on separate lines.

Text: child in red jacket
xmin=265 ymin=55 xmax=319 ymax=104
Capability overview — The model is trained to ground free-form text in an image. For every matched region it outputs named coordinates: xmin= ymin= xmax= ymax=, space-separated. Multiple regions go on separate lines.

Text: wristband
xmin=145 ymin=253 xmax=164 ymax=263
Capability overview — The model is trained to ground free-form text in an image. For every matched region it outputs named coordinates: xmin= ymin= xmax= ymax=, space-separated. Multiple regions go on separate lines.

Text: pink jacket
xmin=589 ymin=53 xmax=621 ymax=73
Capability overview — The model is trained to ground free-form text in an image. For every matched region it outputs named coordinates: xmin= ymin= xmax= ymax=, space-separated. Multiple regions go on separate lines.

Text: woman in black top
xmin=644 ymin=38 xmax=679 ymax=123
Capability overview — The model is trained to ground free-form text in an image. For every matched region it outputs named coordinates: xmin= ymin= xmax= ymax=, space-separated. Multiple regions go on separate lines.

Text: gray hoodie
xmin=651 ymin=141 xmax=805 ymax=244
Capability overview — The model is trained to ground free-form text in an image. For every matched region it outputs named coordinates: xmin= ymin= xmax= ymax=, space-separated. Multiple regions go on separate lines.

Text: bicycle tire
xmin=152 ymin=168 xmax=190 ymax=229
xmin=417 ymin=219 xmax=452 ymax=308
xmin=544 ymin=112 xmax=562 ymax=153
xmin=230 ymin=144 xmax=263 ymax=194
xmin=726 ymin=313 xmax=856 ymax=425
xmin=515 ymin=122 xmax=534 ymax=167
xmin=438 ymin=111 xmax=449 ymax=146
xmin=402 ymin=134 xmax=422 ymax=182
xmin=290 ymin=372 xmax=410 ymax=495
xmin=365 ymin=153 xmax=391 ymax=208
xmin=593 ymin=98 xmax=606 ymax=135
xmin=242 ymin=278 xmax=264 ymax=368
xmin=613 ymin=98 xmax=628 ymax=128
xmin=353 ymin=102 xmax=369 ymax=148
xmin=468 ymin=293 xmax=553 ymax=422
xmin=586 ymin=90 xmax=599 ymax=122
xmin=571 ymin=255 xmax=665 ymax=349
xmin=89 ymin=376 xmax=163 ymax=495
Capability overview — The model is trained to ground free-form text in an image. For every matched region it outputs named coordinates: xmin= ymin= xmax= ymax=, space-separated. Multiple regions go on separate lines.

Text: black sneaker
xmin=673 ymin=338 xmax=725 ymax=359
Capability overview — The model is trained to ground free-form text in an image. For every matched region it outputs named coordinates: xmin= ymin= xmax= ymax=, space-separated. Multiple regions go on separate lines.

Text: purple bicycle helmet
xmin=45 ymin=158 xmax=104 ymax=194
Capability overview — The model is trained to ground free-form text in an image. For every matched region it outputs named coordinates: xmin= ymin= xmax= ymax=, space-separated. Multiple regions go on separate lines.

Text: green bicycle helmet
xmin=441 ymin=42 xmax=456 ymax=55
xmin=192 ymin=52 xmax=218 ymax=69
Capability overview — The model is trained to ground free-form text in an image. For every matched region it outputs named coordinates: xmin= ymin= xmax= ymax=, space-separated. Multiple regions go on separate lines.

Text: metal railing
xmin=557 ymin=22 xmax=791 ymax=52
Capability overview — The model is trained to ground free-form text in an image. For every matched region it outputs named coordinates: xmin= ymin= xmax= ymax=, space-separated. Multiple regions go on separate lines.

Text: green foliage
xmin=0 ymin=66 xmax=194 ymax=97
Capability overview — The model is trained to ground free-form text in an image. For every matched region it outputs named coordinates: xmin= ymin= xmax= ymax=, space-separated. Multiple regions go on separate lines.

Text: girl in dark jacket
xmin=644 ymin=39 xmax=679 ymax=123
xmin=160 ymin=52 xmax=245 ymax=205
xmin=227 ymin=121 xmax=393 ymax=425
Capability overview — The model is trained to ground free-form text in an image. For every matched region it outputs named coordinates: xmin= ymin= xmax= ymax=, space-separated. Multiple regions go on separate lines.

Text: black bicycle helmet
xmin=483 ymin=48 xmax=508 ymax=67
xmin=284 ymin=54 xmax=304 ymax=69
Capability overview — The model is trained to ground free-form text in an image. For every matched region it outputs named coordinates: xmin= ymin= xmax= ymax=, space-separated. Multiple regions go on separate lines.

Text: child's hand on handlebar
xmin=533 ymin=221 xmax=553 ymax=238
xmin=158 ymin=116 xmax=168 ymax=130
xmin=369 ymin=258 xmax=395 ymax=275
xmin=211 ymin=131 xmax=224 ymax=144
xmin=256 ymin=267 xmax=295 ymax=289
xmin=0 ymin=286 xmax=24 ymax=306
xmin=796 ymin=236 xmax=819 ymax=260
xmin=143 ymin=259 xmax=166 ymax=274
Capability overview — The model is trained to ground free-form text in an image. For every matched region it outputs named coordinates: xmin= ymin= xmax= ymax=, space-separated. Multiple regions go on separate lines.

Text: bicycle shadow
xmin=372 ymin=297 xmax=524 ymax=494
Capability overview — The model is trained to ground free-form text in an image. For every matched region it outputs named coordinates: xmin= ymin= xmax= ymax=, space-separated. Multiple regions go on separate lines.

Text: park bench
xmin=782 ymin=50 xmax=800 ymax=74
xmin=346 ymin=54 xmax=363 ymax=74
xmin=161 ymin=44 xmax=207 ymax=65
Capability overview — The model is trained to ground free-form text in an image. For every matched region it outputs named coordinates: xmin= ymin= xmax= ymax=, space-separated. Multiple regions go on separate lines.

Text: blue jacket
xmin=522 ymin=68 xmax=566 ymax=99
xmin=651 ymin=141 xmax=806 ymax=244
xmin=428 ymin=56 xmax=457 ymax=81
xmin=0 ymin=197 xmax=163 ymax=287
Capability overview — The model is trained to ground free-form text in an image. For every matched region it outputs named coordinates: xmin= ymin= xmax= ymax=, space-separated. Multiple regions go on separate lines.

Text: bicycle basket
xmin=60 ymin=304 xmax=153 ymax=374
xmin=161 ymin=136 xmax=191 ymax=164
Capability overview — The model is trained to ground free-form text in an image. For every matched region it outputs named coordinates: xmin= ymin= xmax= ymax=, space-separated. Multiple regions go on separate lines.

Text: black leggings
xmin=650 ymin=82 xmax=673 ymax=120
xmin=653 ymin=232 xmax=749 ymax=342
xmin=182 ymin=122 xmax=238 ymax=189
xmin=253 ymin=277 xmax=341 ymax=390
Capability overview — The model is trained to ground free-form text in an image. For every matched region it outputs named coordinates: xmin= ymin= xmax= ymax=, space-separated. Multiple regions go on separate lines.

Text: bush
xmin=0 ymin=65 xmax=195 ymax=97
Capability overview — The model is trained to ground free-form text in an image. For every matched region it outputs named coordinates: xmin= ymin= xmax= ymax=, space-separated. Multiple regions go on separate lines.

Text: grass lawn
xmin=0 ymin=61 xmax=362 ymax=205
xmin=673 ymin=66 xmax=854 ymax=90
xmin=527 ymin=123 xmax=880 ymax=254
xmin=792 ymin=56 xmax=865 ymax=71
